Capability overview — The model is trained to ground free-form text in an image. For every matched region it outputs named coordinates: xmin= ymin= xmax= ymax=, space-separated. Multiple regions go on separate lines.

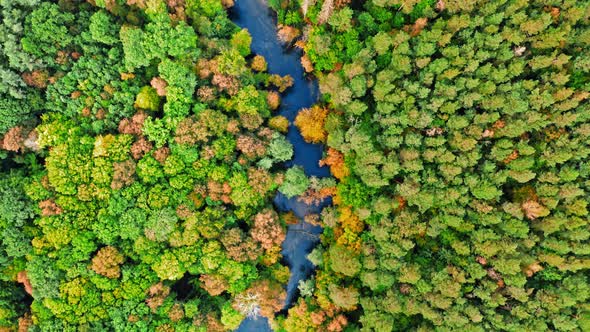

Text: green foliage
xmin=0 ymin=171 xmax=36 ymax=294
xmin=0 ymin=2 xmax=294 ymax=329
xmin=229 ymin=85 xmax=270 ymax=117
xmin=120 ymin=13 xmax=198 ymax=72
xmin=134 ymin=86 xmax=161 ymax=111
xmin=231 ymin=29 xmax=252 ymax=57
xmin=328 ymin=8 xmax=353 ymax=32
xmin=8 ymin=0 xmax=590 ymax=330
xmin=266 ymin=133 xmax=294 ymax=164
xmin=0 ymin=92 xmax=42 ymax=134
xmin=217 ymin=49 xmax=247 ymax=76
xmin=89 ymin=10 xmax=119 ymax=45
xmin=298 ymin=0 xmax=590 ymax=330
xmin=44 ymin=46 xmax=141 ymax=132
xmin=279 ymin=166 xmax=310 ymax=198
xmin=21 ymin=2 xmax=75 ymax=61
xmin=0 ymin=281 xmax=28 ymax=329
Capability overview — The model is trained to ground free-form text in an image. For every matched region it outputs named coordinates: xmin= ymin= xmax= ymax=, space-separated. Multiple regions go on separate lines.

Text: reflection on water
xmin=229 ymin=0 xmax=331 ymax=330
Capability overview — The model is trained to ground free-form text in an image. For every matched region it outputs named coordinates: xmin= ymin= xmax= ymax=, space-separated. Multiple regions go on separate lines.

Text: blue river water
xmin=229 ymin=0 xmax=331 ymax=330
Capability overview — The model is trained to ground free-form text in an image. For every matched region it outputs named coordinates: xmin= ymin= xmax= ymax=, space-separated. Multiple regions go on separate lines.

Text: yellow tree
xmin=295 ymin=105 xmax=329 ymax=143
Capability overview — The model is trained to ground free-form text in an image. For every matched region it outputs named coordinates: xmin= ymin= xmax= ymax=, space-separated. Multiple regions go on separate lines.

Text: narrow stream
xmin=229 ymin=0 xmax=330 ymax=330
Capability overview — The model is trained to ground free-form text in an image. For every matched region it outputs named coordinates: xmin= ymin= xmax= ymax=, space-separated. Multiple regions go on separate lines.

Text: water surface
xmin=229 ymin=0 xmax=330 ymax=330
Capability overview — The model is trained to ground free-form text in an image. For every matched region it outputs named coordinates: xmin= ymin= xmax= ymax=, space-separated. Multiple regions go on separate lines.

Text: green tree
xmin=231 ymin=29 xmax=252 ymax=57
xmin=279 ymin=166 xmax=309 ymax=198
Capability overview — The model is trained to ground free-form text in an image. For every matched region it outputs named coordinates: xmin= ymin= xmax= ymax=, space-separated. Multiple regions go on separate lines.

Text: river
xmin=229 ymin=0 xmax=330 ymax=330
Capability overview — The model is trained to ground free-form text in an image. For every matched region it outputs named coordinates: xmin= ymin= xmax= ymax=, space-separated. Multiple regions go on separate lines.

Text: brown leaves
xmin=486 ymin=268 xmax=504 ymax=288
xmin=39 ymin=199 xmax=63 ymax=216
xmin=196 ymin=59 xmax=215 ymax=79
xmin=251 ymin=209 xmax=285 ymax=251
xmin=236 ymin=134 xmax=267 ymax=159
xmin=2 ymin=127 xmax=38 ymax=153
xmin=131 ymin=137 xmax=153 ymax=160
xmin=251 ymin=55 xmax=267 ymax=72
xmin=335 ymin=0 xmax=351 ymax=9
xmin=268 ymin=74 xmax=294 ymax=92
xmin=221 ymin=228 xmax=262 ymax=263
xmin=91 ymin=246 xmax=124 ymax=279
xmin=212 ymin=74 xmax=239 ymax=95
xmin=267 ymin=91 xmax=281 ymax=110
xmin=524 ymin=262 xmax=544 ymax=277
xmin=410 ymin=18 xmax=428 ymax=37
xmin=327 ymin=315 xmax=348 ymax=332
xmin=146 ymin=282 xmax=170 ymax=312
xmin=168 ymin=303 xmax=185 ymax=322
xmin=207 ymin=180 xmax=232 ymax=204
xmin=476 ymin=256 xmax=487 ymax=266
xmin=2 ymin=127 xmax=25 ymax=152
xmin=150 ymin=77 xmax=167 ymax=96
xmin=174 ymin=117 xmax=210 ymax=146
xmin=22 ymin=70 xmax=49 ymax=89
xmin=277 ymin=25 xmax=301 ymax=44
xmin=299 ymin=186 xmax=336 ymax=206
xmin=153 ymin=146 xmax=170 ymax=163
xmin=18 ymin=312 xmax=32 ymax=332
xmin=503 ymin=150 xmax=519 ymax=164
xmin=318 ymin=0 xmax=335 ymax=24
xmin=544 ymin=6 xmax=560 ymax=23
xmin=301 ymin=54 xmax=314 ymax=73
xmin=248 ymin=168 xmax=274 ymax=196
xmin=111 ymin=159 xmax=136 ymax=190
xmin=221 ymin=0 xmax=234 ymax=8
xmin=236 ymin=280 xmax=286 ymax=319
xmin=521 ymin=200 xmax=550 ymax=220
xmin=118 ymin=111 xmax=147 ymax=135
xmin=17 ymin=271 xmax=33 ymax=295
xmin=199 ymin=274 xmax=229 ymax=296
xmin=399 ymin=283 xmax=412 ymax=295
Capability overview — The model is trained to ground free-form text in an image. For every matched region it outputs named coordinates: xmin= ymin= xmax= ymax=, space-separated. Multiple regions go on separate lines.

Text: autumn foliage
xmin=319 ymin=148 xmax=349 ymax=179
xmin=250 ymin=209 xmax=285 ymax=251
xmin=294 ymin=105 xmax=328 ymax=143
xmin=91 ymin=246 xmax=124 ymax=279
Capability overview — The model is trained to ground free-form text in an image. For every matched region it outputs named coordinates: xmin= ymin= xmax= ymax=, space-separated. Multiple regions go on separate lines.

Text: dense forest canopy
xmin=1 ymin=0 xmax=589 ymax=331
xmin=1 ymin=0 xmax=299 ymax=330
xmin=271 ymin=0 xmax=590 ymax=331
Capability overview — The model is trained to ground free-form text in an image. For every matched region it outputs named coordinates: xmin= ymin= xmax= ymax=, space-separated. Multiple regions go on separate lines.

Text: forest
xmin=1 ymin=0 xmax=589 ymax=331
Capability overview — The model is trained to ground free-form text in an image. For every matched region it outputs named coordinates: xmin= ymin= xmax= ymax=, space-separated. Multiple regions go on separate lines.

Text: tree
xmin=231 ymin=29 xmax=252 ymax=57
xmin=267 ymin=133 xmax=293 ymax=164
xmin=250 ymin=209 xmax=285 ymax=250
xmin=295 ymin=105 xmax=329 ymax=143
xmin=328 ymin=244 xmax=360 ymax=277
xmin=91 ymin=246 xmax=124 ymax=278
xmin=89 ymin=10 xmax=119 ymax=45
xmin=251 ymin=55 xmax=268 ymax=72
xmin=21 ymin=3 xmax=74 ymax=62
xmin=328 ymin=8 xmax=353 ymax=32
xmin=328 ymin=284 xmax=358 ymax=311
xmin=279 ymin=166 xmax=310 ymax=198
xmin=134 ymin=86 xmax=161 ymax=111
xmin=0 ymin=94 xmax=41 ymax=135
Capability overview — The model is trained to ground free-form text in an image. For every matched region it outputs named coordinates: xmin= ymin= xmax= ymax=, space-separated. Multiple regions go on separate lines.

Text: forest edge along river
xmin=229 ymin=0 xmax=331 ymax=330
